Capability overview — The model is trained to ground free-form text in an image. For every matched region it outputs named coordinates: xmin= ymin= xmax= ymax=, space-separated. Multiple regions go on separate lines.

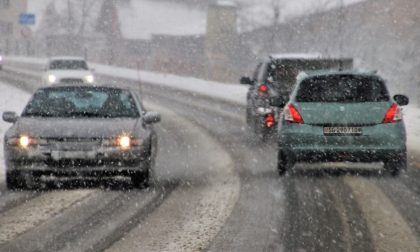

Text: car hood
xmin=10 ymin=117 xmax=140 ymax=139
xmin=47 ymin=70 xmax=92 ymax=78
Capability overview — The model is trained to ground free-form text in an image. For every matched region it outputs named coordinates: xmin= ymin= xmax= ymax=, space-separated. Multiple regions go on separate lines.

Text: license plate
xmin=51 ymin=151 xmax=97 ymax=160
xmin=323 ymin=127 xmax=362 ymax=135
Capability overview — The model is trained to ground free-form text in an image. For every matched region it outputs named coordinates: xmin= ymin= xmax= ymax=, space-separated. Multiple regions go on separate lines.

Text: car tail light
xmin=383 ymin=103 xmax=402 ymax=123
xmin=265 ymin=113 xmax=275 ymax=127
xmin=284 ymin=104 xmax=304 ymax=124
xmin=258 ymin=84 xmax=268 ymax=94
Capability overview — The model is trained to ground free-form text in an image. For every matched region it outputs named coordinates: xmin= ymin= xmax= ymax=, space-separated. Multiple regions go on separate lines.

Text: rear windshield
xmin=49 ymin=60 xmax=88 ymax=70
xmin=296 ymin=75 xmax=390 ymax=103
xmin=22 ymin=87 xmax=140 ymax=118
xmin=267 ymin=59 xmax=352 ymax=94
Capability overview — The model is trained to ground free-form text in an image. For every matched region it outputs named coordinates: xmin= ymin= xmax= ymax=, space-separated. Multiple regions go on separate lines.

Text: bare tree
xmin=60 ymin=0 xmax=101 ymax=36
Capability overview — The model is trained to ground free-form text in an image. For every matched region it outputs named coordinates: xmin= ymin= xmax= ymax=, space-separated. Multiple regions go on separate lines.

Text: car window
xmin=268 ymin=64 xmax=299 ymax=94
xmin=252 ymin=63 xmax=262 ymax=81
xmin=49 ymin=60 xmax=89 ymax=70
xmin=296 ymin=75 xmax=390 ymax=103
xmin=22 ymin=87 xmax=140 ymax=118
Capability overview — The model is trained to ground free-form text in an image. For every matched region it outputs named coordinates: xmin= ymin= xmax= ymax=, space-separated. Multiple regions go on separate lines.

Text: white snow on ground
xmin=5 ymin=56 xmax=248 ymax=105
xmin=0 ymin=83 xmax=31 ymax=181
xmin=404 ymin=105 xmax=420 ymax=150
xmin=90 ymin=64 xmax=248 ymax=105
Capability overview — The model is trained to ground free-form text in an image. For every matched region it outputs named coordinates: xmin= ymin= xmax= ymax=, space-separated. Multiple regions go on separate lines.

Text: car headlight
xmin=118 ymin=136 xmax=131 ymax=149
xmin=0 ymin=56 xmax=3 ymax=61
xmin=19 ymin=135 xmax=31 ymax=148
xmin=85 ymin=75 xmax=94 ymax=83
xmin=7 ymin=135 xmax=35 ymax=149
xmin=108 ymin=135 xmax=140 ymax=150
xmin=48 ymin=74 xmax=56 ymax=83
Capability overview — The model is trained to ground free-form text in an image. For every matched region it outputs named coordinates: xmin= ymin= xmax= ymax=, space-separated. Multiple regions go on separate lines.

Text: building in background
xmin=0 ymin=0 xmax=31 ymax=55
xmin=205 ymin=1 xmax=239 ymax=81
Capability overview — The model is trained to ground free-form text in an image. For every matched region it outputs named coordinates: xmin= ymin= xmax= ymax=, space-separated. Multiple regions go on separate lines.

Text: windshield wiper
xmin=22 ymin=112 xmax=56 ymax=117
xmin=66 ymin=111 xmax=104 ymax=118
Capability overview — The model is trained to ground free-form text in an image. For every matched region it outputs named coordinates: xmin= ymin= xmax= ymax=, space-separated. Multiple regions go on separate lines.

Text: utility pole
xmin=338 ymin=0 xmax=344 ymax=69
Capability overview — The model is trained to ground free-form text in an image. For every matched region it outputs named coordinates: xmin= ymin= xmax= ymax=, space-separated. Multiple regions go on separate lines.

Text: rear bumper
xmin=279 ymin=121 xmax=407 ymax=162
xmin=281 ymin=148 xmax=406 ymax=163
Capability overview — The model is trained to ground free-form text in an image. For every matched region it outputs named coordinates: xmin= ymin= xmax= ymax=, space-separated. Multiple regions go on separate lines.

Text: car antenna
xmin=136 ymin=60 xmax=143 ymax=96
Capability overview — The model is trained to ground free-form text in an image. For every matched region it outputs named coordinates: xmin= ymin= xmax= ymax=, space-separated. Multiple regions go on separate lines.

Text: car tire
xmin=278 ymin=150 xmax=292 ymax=176
xmin=131 ymin=170 xmax=150 ymax=189
xmin=6 ymin=170 xmax=27 ymax=190
xmin=384 ymin=153 xmax=407 ymax=177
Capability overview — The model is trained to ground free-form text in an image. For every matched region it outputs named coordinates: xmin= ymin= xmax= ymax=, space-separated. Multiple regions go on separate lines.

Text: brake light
xmin=284 ymin=104 xmax=304 ymax=124
xmin=266 ymin=113 xmax=275 ymax=127
xmin=258 ymin=84 xmax=268 ymax=94
xmin=383 ymin=103 xmax=402 ymax=123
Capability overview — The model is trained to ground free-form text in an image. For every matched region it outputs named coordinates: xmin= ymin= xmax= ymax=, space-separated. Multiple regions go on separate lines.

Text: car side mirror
xmin=240 ymin=76 xmax=252 ymax=85
xmin=2 ymin=111 xmax=18 ymax=123
xmin=144 ymin=112 xmax=161 ymax=124
xmin=393 ymin=94 xmax=409 ymax=106
xmin=269 ymin=97 xmax=288 ymax=108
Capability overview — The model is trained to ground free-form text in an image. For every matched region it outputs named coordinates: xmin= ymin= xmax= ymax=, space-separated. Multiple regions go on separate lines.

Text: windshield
xmin=22 ymin=87 xmax=139 ymax=118
xmin=49 ymin=60 xmax=88 ymax=70
xmin=296 ymin=75 xmax=390 ymax=103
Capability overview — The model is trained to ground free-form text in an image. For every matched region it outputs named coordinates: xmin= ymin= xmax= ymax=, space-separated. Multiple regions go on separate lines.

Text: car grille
xmin=43 ymin=137 xmax=102 ymax=151
xmin=60 ymin=78 xmax=84 ymax=83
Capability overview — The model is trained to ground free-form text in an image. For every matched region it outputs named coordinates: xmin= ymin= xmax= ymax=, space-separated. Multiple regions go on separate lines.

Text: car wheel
xmin=278 ymin=150 xmax=293 ymax=176
xmin=384 ymin=153 xmax=407 ymax=177
xmin=131 ymin=170 xmax=150 ymax=189
xmin=6 ymin=171 xmax=27 ymax=190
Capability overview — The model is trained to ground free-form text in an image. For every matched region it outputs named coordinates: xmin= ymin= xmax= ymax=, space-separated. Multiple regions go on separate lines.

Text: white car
xmin=42 ymin=56 xmax=95 ymax=85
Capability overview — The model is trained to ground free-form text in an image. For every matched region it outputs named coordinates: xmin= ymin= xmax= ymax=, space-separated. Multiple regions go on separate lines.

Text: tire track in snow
xmin=0 ymin=190 xmax=93 ymax=244
xmin=106 ymin=104 xmax=240 ymax=252
xmin=344 ymin=177 xmax=419 ymax=252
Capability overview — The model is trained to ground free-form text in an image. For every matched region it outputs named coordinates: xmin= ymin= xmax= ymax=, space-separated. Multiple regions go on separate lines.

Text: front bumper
xmin=5 ymin=145 xmax=150 ymax=176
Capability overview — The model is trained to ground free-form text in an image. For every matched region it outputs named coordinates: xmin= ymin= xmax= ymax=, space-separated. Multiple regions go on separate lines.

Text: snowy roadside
xmin=404 ymin=106 xmax=420 ymax=151
xmin=4 ymin=56 xmax=248 ymax=105
xmin=0 ymin=83 xmax=31 ymax=181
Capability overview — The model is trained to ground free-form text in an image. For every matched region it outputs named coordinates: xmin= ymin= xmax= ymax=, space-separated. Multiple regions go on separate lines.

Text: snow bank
xmin=404 ymin=105 xmax=420 ymax=151
xmin=5 ymin=56 xmax=248 ymax=105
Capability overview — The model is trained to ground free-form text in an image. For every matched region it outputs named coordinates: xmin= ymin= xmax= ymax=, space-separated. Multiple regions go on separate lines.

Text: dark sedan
xmin=2 ymin=85 xmax=160 ymax=189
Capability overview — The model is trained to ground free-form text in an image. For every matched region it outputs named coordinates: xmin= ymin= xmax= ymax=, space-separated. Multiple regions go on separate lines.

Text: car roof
xmin=297 ymin=70 xmax=384 ymax=83
xmin=269 ymin=53 xmax=323 ymax=60
xmin=40 ymin=84 xmax=132 ymax=92
xmin=49 ymin=56 xmax=86 ymax=61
